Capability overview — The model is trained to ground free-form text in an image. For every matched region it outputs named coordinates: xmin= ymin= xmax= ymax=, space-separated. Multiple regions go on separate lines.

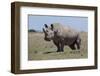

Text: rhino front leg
xmin=57 ymin=44 xmax=62 ymax=52
xmin=53 ymin=41 xmax=61 ymax=52
xmin=60 ymin=43 xmax=64 ymax=52
xmin=57 ymin=45 xmax=61 ymax=52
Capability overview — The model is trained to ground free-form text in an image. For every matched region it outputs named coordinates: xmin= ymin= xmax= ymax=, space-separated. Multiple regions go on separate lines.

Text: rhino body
xmin=43 ymin=23 xmax=81 ymax=52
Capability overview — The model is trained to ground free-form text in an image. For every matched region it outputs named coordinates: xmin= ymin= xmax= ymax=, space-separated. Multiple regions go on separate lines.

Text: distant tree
xmin=28 ymin=29 xmax=36 ymax=32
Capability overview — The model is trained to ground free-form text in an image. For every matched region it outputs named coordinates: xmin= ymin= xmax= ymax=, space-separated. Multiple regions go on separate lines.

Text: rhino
xmin=43 ymin=23 xmax=81 ymax=52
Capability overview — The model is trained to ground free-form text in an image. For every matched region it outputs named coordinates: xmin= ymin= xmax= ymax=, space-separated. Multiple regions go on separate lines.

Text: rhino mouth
xmin=44 ymin=38 xmax=51 ymax=41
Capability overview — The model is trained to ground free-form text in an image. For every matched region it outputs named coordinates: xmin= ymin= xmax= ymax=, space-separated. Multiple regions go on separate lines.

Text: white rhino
xmin=43 ymin=23 xmax=81 ymax=52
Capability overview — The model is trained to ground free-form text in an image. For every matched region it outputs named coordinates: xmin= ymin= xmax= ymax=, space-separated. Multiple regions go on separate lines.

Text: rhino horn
xmin=43 ymin=28 xmax=45 ymax=33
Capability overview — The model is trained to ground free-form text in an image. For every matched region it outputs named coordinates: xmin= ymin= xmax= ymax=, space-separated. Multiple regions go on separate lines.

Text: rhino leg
xmin=53 ymin=41 xmax=61 ymax=52
xmin=69 ymin=38 xmax=81 ymax=50
xmin=76 ymin=37 xmax=81 ymax=49
xmin=57 ymin=44 xmax=61 ymax=52
xmin=69 ymin=44 xmax=76 ymax=50
xmin=57 ymin=43 xmax=64 ymax=52
xmin=60 ymin=43 xmax=64 ymax=52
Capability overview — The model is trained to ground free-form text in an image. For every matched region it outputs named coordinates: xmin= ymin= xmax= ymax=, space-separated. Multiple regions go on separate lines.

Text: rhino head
xmin=43 ymin=24 xmax=55 ymax=41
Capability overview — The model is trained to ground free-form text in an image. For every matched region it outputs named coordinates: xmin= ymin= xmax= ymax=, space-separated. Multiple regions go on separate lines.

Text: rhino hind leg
xmin=76 ymin=37 xmax=81 ymax=49
xmin=70 ymin=35 xmax=81 ymax=50
xmin=69 ymin=44 xmax=76 ymax=50
xmin=76 ymin=42 xmax=80 ymax=49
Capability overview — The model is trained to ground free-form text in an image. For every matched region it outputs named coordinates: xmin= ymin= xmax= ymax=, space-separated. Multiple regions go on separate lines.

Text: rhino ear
xmin=51 ymin=24 xmax=54 ymax=30
xmin=44 ymin=24 xmax=48 ymax=28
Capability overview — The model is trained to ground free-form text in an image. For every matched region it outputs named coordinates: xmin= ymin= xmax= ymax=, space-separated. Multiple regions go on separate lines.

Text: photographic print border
xmin=11 ymin=2 xmax=98 ymax=74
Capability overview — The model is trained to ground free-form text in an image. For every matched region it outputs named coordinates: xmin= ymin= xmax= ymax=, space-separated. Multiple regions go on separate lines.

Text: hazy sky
xmin=28 ymin=15 xmax=88 ymax=32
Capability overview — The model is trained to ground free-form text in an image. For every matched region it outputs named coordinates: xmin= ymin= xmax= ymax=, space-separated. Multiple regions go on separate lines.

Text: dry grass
xmin=28 ymin=32 xmax=88 ymax=60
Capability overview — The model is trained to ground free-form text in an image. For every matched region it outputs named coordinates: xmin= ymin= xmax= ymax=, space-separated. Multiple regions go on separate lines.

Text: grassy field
xmin=28 ymin=32 xmax=88 ymax=60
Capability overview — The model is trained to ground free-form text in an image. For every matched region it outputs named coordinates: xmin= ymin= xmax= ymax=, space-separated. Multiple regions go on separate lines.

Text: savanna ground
xmin=28 ymin=32 xmax=88 ymax=60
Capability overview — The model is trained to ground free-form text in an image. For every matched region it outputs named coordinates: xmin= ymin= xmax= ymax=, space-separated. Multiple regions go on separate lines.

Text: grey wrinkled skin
xmin=43 ymin=23 xmax=81 ymax=52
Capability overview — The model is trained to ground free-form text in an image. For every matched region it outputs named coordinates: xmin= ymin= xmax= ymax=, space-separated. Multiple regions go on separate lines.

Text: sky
xmin=28 ymin=15 xmax=88 ymax=32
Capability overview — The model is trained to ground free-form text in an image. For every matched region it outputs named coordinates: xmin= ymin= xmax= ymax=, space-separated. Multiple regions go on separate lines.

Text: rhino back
xmin=53 ymin=23 xmax=79 ymax=38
